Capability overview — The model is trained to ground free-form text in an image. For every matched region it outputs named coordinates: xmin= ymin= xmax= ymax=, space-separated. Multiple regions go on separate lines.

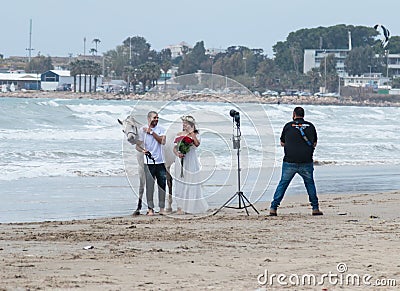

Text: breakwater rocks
xmin=1 ymin=91 xmax=400 ymax=107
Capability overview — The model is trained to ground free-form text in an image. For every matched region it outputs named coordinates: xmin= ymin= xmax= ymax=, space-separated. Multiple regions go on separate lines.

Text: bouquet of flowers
xmin=174 ymin=135 xmax=194 ymax=177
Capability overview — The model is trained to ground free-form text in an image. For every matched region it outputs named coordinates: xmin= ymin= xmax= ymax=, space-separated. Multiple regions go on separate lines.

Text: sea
xmin=1 ymin=96 xmax=400 ymax=223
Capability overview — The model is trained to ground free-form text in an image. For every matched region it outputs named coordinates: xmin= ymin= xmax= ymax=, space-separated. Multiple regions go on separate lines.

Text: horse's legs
xmin=134 ymin=167 xmax=145 ymax=215
xmin=166 ymin=167 xmax=173 ymax=212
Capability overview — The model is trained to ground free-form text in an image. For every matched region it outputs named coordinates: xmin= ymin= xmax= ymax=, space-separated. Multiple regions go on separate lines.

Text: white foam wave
xmin=37 ymin=100 xmax=61 ymax=107
xmin=0 ymin=159 xmax=125 ymax=181
xmin=0 ymin=128 xmax=122 ymax=141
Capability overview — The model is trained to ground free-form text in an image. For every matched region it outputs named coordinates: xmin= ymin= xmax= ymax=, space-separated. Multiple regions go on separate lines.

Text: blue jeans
xmin=270 ymin=162 xmax=319 ymax=210
xmin=145 ymin=163 xmax=166 ymax=210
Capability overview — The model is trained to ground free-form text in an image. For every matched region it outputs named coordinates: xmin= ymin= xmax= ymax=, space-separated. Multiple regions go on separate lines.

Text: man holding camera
xmin=269 ymin=107 xmax=323 ymax=216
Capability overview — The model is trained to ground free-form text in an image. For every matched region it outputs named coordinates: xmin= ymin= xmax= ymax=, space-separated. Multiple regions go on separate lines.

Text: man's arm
xmin=151 ymin=132 xmax=166 ymax=145
xmin=312 ymin=124 xmax=317 ymax=148
xmin=135 ymin=141 xmax=145 ymax=153
xmin=279 ymin=123 xmax=288 ymax=147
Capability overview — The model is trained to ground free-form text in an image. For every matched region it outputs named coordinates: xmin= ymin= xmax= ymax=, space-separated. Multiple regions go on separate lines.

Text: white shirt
xmin=138 ymin=124 xmax=166 ymax=164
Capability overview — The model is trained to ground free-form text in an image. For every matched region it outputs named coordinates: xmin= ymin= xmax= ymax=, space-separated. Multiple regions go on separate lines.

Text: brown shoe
xmin=269 ymin=209 xmax=277 ymax=216
xmin=312 ymin=209 xmax=323 ymax=216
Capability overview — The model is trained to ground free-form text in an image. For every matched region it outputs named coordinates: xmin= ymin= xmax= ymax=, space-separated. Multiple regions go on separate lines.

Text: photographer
xmin=269 ymin=107 xmax=323 ymax=216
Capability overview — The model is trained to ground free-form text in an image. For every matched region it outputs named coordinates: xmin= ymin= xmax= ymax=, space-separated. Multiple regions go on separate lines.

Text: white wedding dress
xmin=173 ymin=134 xmax=208 ymax=214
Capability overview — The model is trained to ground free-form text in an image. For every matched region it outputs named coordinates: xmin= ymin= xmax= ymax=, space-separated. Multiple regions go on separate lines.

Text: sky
xmin=2 ymin=0 xmax=399 ymax=58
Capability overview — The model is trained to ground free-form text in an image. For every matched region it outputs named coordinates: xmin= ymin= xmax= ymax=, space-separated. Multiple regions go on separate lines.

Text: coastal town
xmin=1 ymin=24 xmax=400 ymax=107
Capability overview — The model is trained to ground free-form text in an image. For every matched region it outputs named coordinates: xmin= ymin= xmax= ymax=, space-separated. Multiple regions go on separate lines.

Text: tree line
xmin=22 ymin=24 xmax=400 ymax=93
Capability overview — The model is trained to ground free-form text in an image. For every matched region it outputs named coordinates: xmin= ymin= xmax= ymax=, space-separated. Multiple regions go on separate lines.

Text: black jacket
xmin=280 ymin=118 xmax=317 ymax=163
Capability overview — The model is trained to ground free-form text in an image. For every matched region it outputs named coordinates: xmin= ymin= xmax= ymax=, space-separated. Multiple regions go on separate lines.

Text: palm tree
xmin=159 ymin=49 xmax=172 ymax=85
xmin=89 ymin=48 xmax=97 ymax=56
xmin=92 ymin=62 xmax=102 ymax=92
xmin=149 ymin=62 xmax=161 ymax=87
xmin=69 ymin=60 xmax=83 ymax=93
xmin=123 ymin=65 xmax=134 ymax=93
xmin=92 ymin=39 xmax=101 ymax=56
xmin=70 ymin=60 xmax=77 ymax=92
xmin=76 ymin=60 xmax=101 ymax=93
xmin=87 ymin=61 xmax=94 ymax=92
xmin=82 ymin=60 xmax=90 ymax=93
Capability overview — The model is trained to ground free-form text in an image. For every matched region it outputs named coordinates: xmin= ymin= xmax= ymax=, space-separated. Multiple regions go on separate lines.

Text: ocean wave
xmin=1 ymin=149 xmax=121 ymax=161
xmin=72 ymin=169 xmax=126 ymax=177
xmin=1 ymin=98 xmax=400 ymax=181
xmin=37 ymin=100 xmax=61 ymax=107
xmin=1 ymin=157 xmax=397 ymax=181
xmin=0 ymin=162 xmax=126 ymax=181
xmin=0 ymin=128 xmax=122 ymax=141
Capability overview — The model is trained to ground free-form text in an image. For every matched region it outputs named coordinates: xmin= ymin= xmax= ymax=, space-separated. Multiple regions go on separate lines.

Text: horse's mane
xmin=125 ymin=115 xmax=143 ymax=126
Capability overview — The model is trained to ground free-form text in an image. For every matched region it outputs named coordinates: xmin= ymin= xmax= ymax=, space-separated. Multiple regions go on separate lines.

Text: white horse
xmin=118 ymin=115 xmax=175 ymax=214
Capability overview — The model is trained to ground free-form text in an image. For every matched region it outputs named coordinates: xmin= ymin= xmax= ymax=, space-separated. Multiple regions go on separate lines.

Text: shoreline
xmin=1 ymin=191 xmax=399 ymax=290
xmin=2 ymin=90 xmax=400 ymax=107
xmin=2 ymin=164 xmax=400 ymax=224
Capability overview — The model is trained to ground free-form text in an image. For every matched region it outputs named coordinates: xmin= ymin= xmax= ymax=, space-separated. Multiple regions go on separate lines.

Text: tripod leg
xmin=238 ymin=193 xmax=250 ymax=216
xmin=240 ymin=193 xmax=260 ymax=214
xmin=213 ymin=192 xmax=239 ymax=215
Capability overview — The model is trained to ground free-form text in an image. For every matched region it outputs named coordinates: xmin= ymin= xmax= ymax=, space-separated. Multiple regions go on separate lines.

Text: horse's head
xmin=118 ymin=115 xmax=141 ymax=145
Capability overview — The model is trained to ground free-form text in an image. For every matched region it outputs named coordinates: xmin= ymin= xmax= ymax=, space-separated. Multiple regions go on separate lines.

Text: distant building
xmin=166 ymin=42 xmax=192 ymax=59
xmin=0 ymin=72 xmax=40 ymax=90
xmin=343 ymin=73 xmax=389 ymax=88
xmin=303 ymin=31 xmax=400 ymax=79
xmin=206 ymin=48 xmax=226 ymax=56
xmin=303 ymin=48 xmax=350 ymax=75
xmin=303 ymin=31 xmax=352 ymax=75
xmin=158 ymin=66 xmax=178 ymax=83
xmin=387 ymin=54 xmax=400 ymax=77
xmin=41 ymin=69 xmax=103 ymax=91
xmin=41 ymin=70 xmax=73 ymax=91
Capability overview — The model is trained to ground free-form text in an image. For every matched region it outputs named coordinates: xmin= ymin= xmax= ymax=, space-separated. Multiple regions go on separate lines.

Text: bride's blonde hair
xmin=181 ymin=115 xmax=199 ymax=133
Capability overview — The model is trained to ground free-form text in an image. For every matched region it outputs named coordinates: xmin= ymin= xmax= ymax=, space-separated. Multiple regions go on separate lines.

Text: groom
xmin=136 ymin=111 xmax=167 ymax=216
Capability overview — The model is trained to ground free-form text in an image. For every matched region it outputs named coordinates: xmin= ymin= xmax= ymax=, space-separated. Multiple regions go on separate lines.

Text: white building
xmin=166 ymin=41 xmax=192 ymax=58
xmin=0 ymin=72 xmax=40 ymax=90
xmin=303 ymin=31 xmax=400 ymax=79
xmin=387 ymin=53 xmax=400 ymax=77
xmin=41 ymin=70 xmax=103 ymax=91
xmin=343 ymin=73 xmax=389 ymax=88
xmin=304 ymin=48 xmax=349 ymax=75
xmin=303 ymin=31 xmax=352 ymax=75
xmin=41 ymin=70 xmax=73 ymax=91
xmin=206 ymin=48 xmax=226 ymax=56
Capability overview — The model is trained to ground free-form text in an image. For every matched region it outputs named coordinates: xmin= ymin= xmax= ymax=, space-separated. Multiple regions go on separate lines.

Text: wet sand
xmin=1 ymin=191 xmax=399 ymax=290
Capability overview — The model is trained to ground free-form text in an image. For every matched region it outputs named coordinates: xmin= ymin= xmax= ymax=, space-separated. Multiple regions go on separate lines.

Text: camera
xmin=229 ymin=109 xmax=240 ymax=124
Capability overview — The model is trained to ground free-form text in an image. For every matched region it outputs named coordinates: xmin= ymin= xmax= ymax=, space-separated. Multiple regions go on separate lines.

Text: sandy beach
xmin=1 ymin=191 xmax=399 ymax=290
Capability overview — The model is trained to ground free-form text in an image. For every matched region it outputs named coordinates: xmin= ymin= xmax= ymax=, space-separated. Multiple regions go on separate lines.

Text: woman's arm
xmin=189 ymin=132 xmax=200 ymax=147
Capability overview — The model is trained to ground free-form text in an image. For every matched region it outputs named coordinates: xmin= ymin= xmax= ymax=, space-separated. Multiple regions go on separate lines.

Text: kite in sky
xmin=374 ymin=24 xmax=390 ymax=48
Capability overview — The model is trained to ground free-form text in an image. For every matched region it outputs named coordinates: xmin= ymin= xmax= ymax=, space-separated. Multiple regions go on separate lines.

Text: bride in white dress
xmin=173 ymin=116 xmax=208 ymax=214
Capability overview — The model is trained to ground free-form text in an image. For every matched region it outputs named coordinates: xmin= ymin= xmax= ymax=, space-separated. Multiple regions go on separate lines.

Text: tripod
xmin=213 ymin=113 xmax=259 ymax=216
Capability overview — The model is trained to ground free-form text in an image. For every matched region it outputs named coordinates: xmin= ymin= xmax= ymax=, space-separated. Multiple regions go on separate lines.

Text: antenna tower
xmin=26 ymin=19 xmax=35 ymax=62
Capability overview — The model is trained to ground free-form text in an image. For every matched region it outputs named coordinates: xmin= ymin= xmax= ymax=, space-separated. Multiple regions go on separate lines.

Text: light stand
xmin=213 ymin=110 xmax=259 ymax=216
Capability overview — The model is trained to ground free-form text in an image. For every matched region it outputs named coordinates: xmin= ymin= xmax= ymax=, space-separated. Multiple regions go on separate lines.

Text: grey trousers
xmin=144 ymin=163 xmax=166 ymax=210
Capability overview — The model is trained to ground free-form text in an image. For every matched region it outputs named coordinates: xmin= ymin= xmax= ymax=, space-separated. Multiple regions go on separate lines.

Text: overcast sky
xmin=2 ymin=0 xmax=399 ymax=58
